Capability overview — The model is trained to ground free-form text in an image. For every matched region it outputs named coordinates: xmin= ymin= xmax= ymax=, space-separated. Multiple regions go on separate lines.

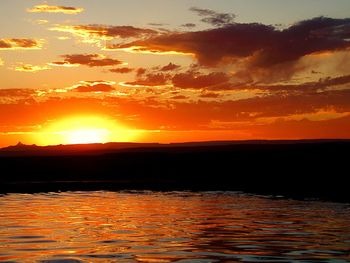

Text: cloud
xmin=50 ymin=54 xmax=123 ymax=67
xmin=181 ymin=23 xmax=196 ymax=28
xmin=13 ymin=64 xmax=51 ymax=72
xmin=243 ymin=74 xmax=350 ymax=93
xmin=112 ymin=17 xmax=350 ymax=68
xmin=0 ymin=38 xmax=43 ymax=50
xmin=124 ymin=73 xmax=170 ymax=87
xmin=50 ymin=24 xmax=158 ymax=42
xmin=34 ymin=19 xmax=49 ymax=25
xmin=71 ymin=81 xmax=115 ymax=92
xmin=171 ymin=95 xmax=188 ymax=100
xmin=27 ymin=4 xmax=84 ymax=14
xmin=109 ymin=67 xmax=134 ymax=74
xmin=172 ymin=71 xmax=230 ymax=89
xmin=0 ymin=89 xmax=35 ymax=97
xmin=136 ymin=68 xmax=146 ymax=76
xmin=160 ymin=62 xmax=181 ymax=71
xmin=0 ymin=89 xmax=37 ymax=104
xmin=199 ymin=92 xmax=220 ymax=98
xmin=0 ymin=58 xmax=3 ymax=66
xmin=148 ymin=23 xmax=168 ymax=27
xmin=1 ymin=85 xmax=350 ymax=140
xmin=189 ymin=7 xmax=236 ymax=27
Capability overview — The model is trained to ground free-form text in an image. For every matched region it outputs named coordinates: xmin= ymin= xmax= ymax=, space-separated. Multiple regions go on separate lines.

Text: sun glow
xmin=35 ymin=116 xmax=141 ymax=145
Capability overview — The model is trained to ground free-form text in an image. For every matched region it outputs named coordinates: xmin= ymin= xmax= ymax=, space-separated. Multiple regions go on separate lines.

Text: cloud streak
xmin=50 ymin=54 xmax=123 ymax=67
xmin=27 ymin=4 xmax=84 ymax=14
xmin=189 ymin=7 xmax=236 ymax=27
xmin=13 ymin=64 xmax=51 ymax=72
xmin=50 ymin=24 xmax=158 ymax=42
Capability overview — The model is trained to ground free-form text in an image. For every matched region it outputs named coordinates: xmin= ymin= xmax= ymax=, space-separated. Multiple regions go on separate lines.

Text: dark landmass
xmin=0 ymin=140 xmax=349 ymax=202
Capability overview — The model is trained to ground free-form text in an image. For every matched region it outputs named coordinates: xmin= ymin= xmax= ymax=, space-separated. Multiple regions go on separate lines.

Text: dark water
xmin=0 ymin=191 xmax=349 ymax=262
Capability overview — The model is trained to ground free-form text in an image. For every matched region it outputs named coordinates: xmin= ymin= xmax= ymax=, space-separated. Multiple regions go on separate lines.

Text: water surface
xmin=0 ymin=191 xmax=349 ymax=262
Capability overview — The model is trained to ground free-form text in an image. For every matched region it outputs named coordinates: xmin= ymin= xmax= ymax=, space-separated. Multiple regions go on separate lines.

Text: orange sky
xmin=1 ymin=1 xmax=350 ymax=146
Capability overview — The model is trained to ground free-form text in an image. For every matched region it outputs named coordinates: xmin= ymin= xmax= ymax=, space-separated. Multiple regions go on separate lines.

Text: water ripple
xmin=0 ymin=191 xmax=349 ymax=262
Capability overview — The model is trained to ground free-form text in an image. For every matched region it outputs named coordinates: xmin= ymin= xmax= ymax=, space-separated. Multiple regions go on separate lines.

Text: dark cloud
xmin=50 ymin=54 xmax=123 ymax=67
xmin=0 ymin=38 xmax=43 ymax=50
xmin=181 ymin=23 xmax=196 ymax=28
xmin=189 ymin=7 xmax=235 ymax=27
xmin=244 ymin=74 xmax=350 ymax=93
xmin=109 ymin=67 xmax=134 ymax=74
xmin=160 ymin=62 xmax=181 ymax=71
xmin=136 ymin=68 xmax=147 ymax=76
xmin=172 ymin=71 xmax=230 ymax=89
xmin=113 ymin=17 xmax=350 ymax=68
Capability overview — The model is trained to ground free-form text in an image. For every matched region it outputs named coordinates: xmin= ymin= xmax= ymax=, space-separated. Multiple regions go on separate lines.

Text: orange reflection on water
xmin=0 ymin=191 xmax=349 ymax=262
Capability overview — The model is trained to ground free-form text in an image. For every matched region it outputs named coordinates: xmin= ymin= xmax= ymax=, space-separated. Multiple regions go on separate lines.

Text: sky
xmin=1 ymin=0 xmax=350 ymax=146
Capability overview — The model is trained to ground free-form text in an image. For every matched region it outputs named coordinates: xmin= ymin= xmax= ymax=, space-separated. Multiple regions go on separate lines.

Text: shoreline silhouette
xmin=0 ymin=139 xmax=349 ymax=202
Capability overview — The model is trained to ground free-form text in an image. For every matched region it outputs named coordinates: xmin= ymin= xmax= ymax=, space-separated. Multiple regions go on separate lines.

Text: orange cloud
xmin=1 ymin=88 xmax=350 ymax=134
xmin=0 ymin=38 xmax=43 ymax=50
xmin=125 ymin=73 xmax=170 ymax=87
xmin=27 ymin=4 xmax=84 ymax=14
xmin=71 ymin=81 xmax=115 ymax=92
xmin=41 ymin=80 xmax=117 ymax=94
xmin=50 ymin=54 xmax=123 ymax=67
xmin=0 ymin=89 xmax=37 ymax=105
xmin=1 ymin=82 xmax=350 ymax=147
xmin=160 ymin=62 xmax=181 ymax=71
xmin=199 ymin=92 xmax=220 ymax=98
xmin=13 ymin=63 xmax=51 ymax=72
xmin=109 ymin=67 xmax=134 ymax=74
xmin=0 ymin=58 xmax=3 ymax=66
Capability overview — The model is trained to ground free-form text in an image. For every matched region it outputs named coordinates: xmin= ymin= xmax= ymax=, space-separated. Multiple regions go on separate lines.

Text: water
xmin=0 ymin=191 xmax=349 ymax=263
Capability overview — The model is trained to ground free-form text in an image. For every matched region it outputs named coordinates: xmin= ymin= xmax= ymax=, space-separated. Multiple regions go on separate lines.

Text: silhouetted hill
xmin=0 ymin=140 xmax=349 ymax=202
xmin=1 ymin=139 xmax=349 ymax=156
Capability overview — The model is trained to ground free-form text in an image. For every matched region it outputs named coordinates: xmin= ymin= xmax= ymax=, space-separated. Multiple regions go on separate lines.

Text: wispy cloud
xmin=50 ymin=24 xmax=158 ymax=45
xmin=189 ymin=7 xmax=236 ymax=27
xmin=49 ymin=54 xmax=123 ymax=67
xmin=27 ymin=4 xmax=84 ymax=14
xmin=12 ymin=63 xmax=51 ymax=72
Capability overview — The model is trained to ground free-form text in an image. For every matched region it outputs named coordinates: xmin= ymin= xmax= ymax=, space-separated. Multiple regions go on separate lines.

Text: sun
xmin=64 ymin=128 xmax=110 ymax=144
xmin=35 ymin=115 xmax=141 ymax=145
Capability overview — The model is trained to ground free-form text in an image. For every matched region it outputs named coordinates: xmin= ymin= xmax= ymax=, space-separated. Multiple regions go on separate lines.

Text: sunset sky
xmin=1 ymin=0 xmax=350 ymax=146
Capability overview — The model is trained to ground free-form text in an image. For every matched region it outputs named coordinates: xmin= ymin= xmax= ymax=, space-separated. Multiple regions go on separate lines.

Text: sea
xmin=0 ymin=191 xmax=349 ymax=262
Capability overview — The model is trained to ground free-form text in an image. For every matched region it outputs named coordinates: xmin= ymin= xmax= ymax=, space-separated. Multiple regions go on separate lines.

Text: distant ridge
xmin=1 ymin=139 xmax=349 ymax=157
